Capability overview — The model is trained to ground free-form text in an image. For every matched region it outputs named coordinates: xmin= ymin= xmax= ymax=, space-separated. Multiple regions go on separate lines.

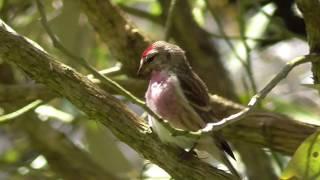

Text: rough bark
xmin=0 ymin=63 xmax=118 ymax=180
xmin=84 ymin=1 xmax=278 ymax=178
xmin=210 ymin=95 xmax=316 ymax=155
xmin=0 ymin=20 xmax=233 ymax=180
xmin=77 ymin=0 xmax=237 ymax=100
xmin=0 ymin=84 xmax=317 ymax=155
xmin=297 ymin=0 xmax=320 ymax=88
xmin=158 ymin=0 xmax=238 ymax=100
xmin=75 ymin=0 xmax=149 ymax=76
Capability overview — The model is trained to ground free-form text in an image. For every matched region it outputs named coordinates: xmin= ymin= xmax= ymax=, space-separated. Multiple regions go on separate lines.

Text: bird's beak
xmin=137 ymin=59 xmax=144 ymax=76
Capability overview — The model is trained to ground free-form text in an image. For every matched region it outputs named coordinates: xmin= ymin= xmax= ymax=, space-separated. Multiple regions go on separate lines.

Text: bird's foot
xmin=179 ymin=149 xmax=197 ymax=160
xmin=179 ymin=142 xmax=198 ymax=160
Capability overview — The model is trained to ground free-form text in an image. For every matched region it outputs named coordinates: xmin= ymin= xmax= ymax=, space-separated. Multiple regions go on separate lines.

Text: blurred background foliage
xmin=0 ymin=0 xmax=319 ymax=179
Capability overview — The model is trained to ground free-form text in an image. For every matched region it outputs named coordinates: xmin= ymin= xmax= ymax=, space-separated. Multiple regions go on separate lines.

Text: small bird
xmin=137 ymin=41 xmax=239 ymax=177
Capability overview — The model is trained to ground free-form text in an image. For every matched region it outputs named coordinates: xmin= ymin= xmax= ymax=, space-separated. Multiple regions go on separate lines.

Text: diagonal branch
xmin=35 ymin=0 xmax=173 ymax=141
xmin=202 ymin=55 xmax=317 ymax=133
xmin=35 ymin=0 xmax=147 ymax=113
xmin=76 ymin=0 xmax=150 ymax=75
xmin=158 ymin=0 xmax=238 ymax=99
xmin=0 ymin=82 xmax=316 ymax=155
xmin=134 ymin=54 xmax=316 ymax=138
xmin=0 ymin=100 xmax=43 ymax=124
xmin=0 ymin=19 xmax=233 ymax=179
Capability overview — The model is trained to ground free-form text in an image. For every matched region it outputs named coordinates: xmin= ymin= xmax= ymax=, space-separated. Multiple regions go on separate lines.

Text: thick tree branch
xmin=15 ymin=113 xmax=119 ymax=180
xmin=36 ymin=0 xmax=176 ymax=148
xmin=0 ymin=20 xmax=233 ymax=179
xmin=0 ymin=47 xmax=119 ymax=180
xmin=297 ymin=0 xmax=320 ymax=89
xmin=0 ymin=82 xmax=317 ymax=155
xmin=36 ymin=0 xmax=150 ymax=117
xmin=77 ymin=0 xmax=237 ymax=99
xmin=76 ymin=0 xmax=150 ymax=76
xmin=158 ymin=0 xmax=238 ymax=99
xmin=0 ymin=77 xmax=147 ymax=103
xmin=159 ymin=1 xmax=278 ymax=178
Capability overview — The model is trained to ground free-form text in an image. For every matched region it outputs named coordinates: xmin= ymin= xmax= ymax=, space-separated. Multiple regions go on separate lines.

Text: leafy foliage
xmin=281 ymin=131 xmax=320 ymax=180
xmin=0 ymin=0 xmax=319 ymax=179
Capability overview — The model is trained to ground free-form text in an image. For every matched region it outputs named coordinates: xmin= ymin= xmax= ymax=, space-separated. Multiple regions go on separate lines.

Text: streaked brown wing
xmin=177 ymin=70 xmax=235 ymax=160
xmin=176 ymin=70 xmax=213 ymax=123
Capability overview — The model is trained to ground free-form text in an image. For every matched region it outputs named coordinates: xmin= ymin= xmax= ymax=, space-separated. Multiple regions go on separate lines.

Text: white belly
xmin=148 ymin=116 xmax=197 ymax=149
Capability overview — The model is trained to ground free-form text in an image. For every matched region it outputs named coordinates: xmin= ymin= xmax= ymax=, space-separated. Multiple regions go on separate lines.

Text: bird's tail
xmin=219 ymin=151 xmax=241 ymax=180
xmin=199 ymin=138 xmax=241 ymax=179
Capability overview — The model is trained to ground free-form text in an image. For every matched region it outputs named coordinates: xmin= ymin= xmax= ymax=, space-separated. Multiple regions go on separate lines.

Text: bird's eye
xmin=144 ymin=54 xmax=156 ymax=63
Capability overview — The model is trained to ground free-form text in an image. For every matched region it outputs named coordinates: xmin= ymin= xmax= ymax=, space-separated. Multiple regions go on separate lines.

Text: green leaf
xmin=281 ymin=131 xmax=320 ymax=180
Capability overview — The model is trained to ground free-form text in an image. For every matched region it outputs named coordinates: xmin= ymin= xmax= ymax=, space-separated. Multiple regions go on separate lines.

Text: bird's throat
xmin=146 ymin=70 xmax=178 ymax=119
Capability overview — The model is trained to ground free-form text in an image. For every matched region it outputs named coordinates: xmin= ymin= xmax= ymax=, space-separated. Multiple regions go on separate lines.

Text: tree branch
xmin=119 ymin=3 xmax=276 ymax=43
xmin=202 ymin=55 xmax=316 ymax=132
xmin=35 ymin=0 xmax=177 ymax=145
xmin=158 ymin=0 xmax=238 ymax=99
xmin=209 ymin=95 xmax=316 ymax=155
xmin=35 ymin=0 xmax=149 ymax=118
xmin=205 ymin=0 xmax=257 ymax=94
xmin=0 ymin=19 xmax=233 ymax=179
xmin=76 ymin=0 xmax=150 ymax=76
xmin=77 ymin=0 xmax=238 ymax=99
xmin=0 ymin=82 xmax=317 ymax=155
xmin=15 ymin=113 xmax=119 ymax=180
xmin=296 ymin=0 xmax=320 ymax=92
xmin=163 ymin=0 xmax=177 ymax=41
xmin=0 ymin=100 xmax=42 ymax=124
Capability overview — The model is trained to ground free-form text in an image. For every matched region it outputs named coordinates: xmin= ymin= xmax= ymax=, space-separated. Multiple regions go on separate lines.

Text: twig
xmin=36 ymin=0 xmax=143 ymax=105
xmin=35 ymin=0 xmax=187 ymax=136
xmin=0 ymin=100 xmax=43 ymax=124
xmin=201 ymin=55 xmax=314 ymax=133
xmin=35 ymin=0 xmax=316 ymax=140
xmin=237 ymin=1 xmax=257 ymax=94
xmin=164 ymin=0 xmax=178 ymax=41
xmin=206 ymin=0 xmax=259 ymax=95
xmin=205 ymin=0 xmax=246 ymax=65
xmin=86 ymin=64 xmax=122 ymax=80
xmin=0 ymin=16 xmax=234 ymax=179
xmin=166 ymin=55 xmax=314 ymax=137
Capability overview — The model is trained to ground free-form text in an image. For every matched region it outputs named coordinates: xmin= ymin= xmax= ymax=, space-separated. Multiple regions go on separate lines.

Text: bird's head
xmin=137 ymin=41 xmax=186 ymax=76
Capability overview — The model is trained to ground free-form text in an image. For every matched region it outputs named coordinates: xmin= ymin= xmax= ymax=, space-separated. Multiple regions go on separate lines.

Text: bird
xmin=137 ymin=41 xmax=239 ymax=177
